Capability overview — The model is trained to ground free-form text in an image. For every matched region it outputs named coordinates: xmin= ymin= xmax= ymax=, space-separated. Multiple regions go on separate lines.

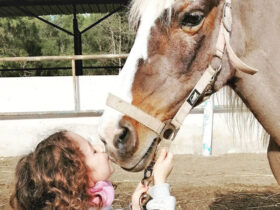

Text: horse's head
xmin=99 ymin=0 xmax=234 ymax=171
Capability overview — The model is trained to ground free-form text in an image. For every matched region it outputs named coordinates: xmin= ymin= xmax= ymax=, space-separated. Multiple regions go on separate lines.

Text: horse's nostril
xmin=119 ymin=127 xmax=129 ymax=140
xmin=100 ymin=137 xmax=107 ymax=145
xmin=114 ymin=127 xmax=130 ymax=149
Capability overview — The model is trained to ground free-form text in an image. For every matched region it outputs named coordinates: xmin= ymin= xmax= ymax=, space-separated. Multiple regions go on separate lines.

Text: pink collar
xmin=88 ymin=180 xmax=114 ymax=207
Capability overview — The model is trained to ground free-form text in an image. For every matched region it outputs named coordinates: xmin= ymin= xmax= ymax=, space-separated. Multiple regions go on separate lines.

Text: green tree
xmin=0 ymin=17 xmax=43 ymax=76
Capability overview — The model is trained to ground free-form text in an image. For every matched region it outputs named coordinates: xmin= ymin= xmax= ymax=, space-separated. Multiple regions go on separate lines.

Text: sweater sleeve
xmin=146 ymin=183 xmax=176 ymax=210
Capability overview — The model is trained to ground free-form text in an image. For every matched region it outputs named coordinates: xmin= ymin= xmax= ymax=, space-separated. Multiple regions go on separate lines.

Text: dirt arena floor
xmin=1 ymin=154 xmax=280 ymax=210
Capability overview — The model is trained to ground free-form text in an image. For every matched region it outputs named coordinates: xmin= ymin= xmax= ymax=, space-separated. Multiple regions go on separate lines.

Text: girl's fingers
xmin=167 ymin=151 xmax=173 ymax=161
xmin=157 ymin=148 xmax=168 ymax=161
xmin=135 ymin=182 xmax=149 ymax=193
xmin=136 ymin=182 xmax=143 ymax=189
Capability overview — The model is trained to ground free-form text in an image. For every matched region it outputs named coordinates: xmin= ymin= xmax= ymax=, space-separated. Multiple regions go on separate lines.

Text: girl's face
xmin=67 ymin=132 xmax=115 ymax=184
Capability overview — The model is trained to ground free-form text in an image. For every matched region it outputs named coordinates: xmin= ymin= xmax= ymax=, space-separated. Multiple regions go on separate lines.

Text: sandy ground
xmin=1 ymin=154 xmax=280 ymax=210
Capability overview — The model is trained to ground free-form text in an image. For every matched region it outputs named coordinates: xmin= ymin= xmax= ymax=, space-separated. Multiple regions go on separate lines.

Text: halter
xmin=106 ymin=0 xmax=258 ymax=144
xmin=106 ymin=0 xmax=258 ymax=208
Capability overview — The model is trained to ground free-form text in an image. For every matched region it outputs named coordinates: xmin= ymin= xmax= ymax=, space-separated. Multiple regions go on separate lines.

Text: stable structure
xmin=0 ymin=0 xmax=129 ymax=16
xmin=0 ymin=0 xmax=129 ymax=75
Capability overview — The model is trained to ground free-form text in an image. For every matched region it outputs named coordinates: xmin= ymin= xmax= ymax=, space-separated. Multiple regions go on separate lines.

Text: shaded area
xmin=0 ymin=0 xmax=129 ymax=17
xmin=210 ymin=191 xmax=280 ymax=210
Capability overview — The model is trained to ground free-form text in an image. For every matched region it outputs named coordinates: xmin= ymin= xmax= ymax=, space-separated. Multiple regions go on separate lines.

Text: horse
xmin=98 ymin=0 xmax=280 ymax=184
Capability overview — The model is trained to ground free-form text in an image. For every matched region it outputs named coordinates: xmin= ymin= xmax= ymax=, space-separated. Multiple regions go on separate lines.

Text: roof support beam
xmin=81 ymin=6 xmax=122 ymax=34
xmin=15 ymin=7 xmax=74 ymax=36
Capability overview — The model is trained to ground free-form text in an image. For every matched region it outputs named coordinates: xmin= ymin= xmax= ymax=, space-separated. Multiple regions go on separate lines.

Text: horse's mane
xmin=217 ymin=87 xmax=269 ymax=147
xmin=128 ymin=0 xmax=175 ymax=29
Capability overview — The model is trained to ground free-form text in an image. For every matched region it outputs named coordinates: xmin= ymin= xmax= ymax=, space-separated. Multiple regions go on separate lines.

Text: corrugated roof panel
xmin=99 ymin=4 xmax=107 ymax=13
xmin=80 ymin=4 xmax=87 ymax=14
xmin=2 ymin=7 xmax=15 ymax=17
xmin=103 ymin=3 xmax=109 ymax=12
xmin=56 ymin=5 xmax=65 ymax=14
xmin=48 ymin=5 xmax=60 ymax=15
xmin=12 ymin=7 xmax=27 ymax=16
xmin=65 ymin=5 xmax=74 ymax=15
xmin=34 ymin=5 xmax=48 ymax=16
xmin=76 ymin=4 xmax=86 ymax=14
xmin=0 ymin=0 xmax=129 ymax=17
xmin=108 ymin=4 xmax=115 ymax=11
xmin=94 ymin=3 xmax=101 ymax=14
xmin=86 ymin=4 xmax=94 ymax=13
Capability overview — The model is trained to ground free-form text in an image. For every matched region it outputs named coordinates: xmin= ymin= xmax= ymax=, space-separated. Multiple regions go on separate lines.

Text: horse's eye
xmin=180 ymin=12 xmax=205 ymax=34
xmin=181 ymin=13 xmax=204 ymax=26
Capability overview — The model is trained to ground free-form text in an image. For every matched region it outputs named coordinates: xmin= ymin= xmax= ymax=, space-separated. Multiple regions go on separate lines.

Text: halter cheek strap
xmin=106 ymin=0 xmax=258 ymax=143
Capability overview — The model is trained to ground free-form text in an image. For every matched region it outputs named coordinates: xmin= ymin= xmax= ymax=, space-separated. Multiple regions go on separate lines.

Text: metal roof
xmin=0 ymin=0 xmax=129 ymax=17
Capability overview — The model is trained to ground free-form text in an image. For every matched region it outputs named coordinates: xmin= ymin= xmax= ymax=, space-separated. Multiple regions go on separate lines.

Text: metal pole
xmin=73 ymin=5 xmax=83 ymax=75
xmin=202 ymin=96 xmax=214 ymax=156
xmin=72 ymin=59 xmax=80 ymax=111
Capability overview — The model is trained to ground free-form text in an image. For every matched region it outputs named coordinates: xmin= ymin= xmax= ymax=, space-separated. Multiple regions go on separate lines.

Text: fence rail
xmin=0 ymin=54 xmax=128 ymax=62
xmin=0 ymin=106 xmax=241 ymax=120
xmin=0 ymin=110 xmax=103 ymax=120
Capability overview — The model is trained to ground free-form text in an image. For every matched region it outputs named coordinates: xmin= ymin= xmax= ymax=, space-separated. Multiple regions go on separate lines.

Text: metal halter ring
xmin=159 ymin=120 xmax=179 ymax=141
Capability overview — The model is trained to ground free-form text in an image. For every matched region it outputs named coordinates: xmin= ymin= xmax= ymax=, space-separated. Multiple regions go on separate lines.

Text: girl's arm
xmin=146 ymin=183 xmax=176 ymax=210
xmin=131 ymin=148 xmax=175 ymax=210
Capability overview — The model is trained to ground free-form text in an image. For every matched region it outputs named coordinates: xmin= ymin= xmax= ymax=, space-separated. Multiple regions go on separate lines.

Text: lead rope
xmin=139 ymin=158 xmax=155 ymax=209
xmin=139 ymin=137 xmax=173 ymax=210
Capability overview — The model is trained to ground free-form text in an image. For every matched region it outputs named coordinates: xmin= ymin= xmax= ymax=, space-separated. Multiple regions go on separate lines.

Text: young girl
xmin=10 ymin=130 xmax=175 ymax=210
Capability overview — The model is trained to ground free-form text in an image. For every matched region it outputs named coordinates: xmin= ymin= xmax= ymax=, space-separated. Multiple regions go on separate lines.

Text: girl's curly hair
xmin=10 ymin=131 xmax=96 ymax=210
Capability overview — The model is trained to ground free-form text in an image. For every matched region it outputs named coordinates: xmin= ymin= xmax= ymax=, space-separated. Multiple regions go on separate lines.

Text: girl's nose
xmin=93 ymin=144 xmax=105 ymax=153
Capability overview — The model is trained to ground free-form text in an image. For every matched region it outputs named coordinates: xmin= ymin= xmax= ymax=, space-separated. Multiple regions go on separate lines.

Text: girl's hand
xmin=153 ymin=148 xmax=174 ymax=185
xmin=131 ymin=182 xmax=149 ymax=210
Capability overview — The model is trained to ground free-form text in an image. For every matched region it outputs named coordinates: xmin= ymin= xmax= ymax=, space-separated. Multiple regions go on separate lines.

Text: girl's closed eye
xmin=87 ymin=142 xmax=97 ymax=154
xmin=92 ymin=144 xmax=105 ymax=153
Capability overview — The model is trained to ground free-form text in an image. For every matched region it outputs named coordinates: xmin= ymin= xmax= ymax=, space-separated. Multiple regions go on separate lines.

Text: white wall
xmin=0 ymin=76 xmax=268 ymax=157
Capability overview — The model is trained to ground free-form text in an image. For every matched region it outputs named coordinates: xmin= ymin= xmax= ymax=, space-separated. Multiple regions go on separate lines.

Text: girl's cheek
xmin=110 ymin=162 xmax=115 ymax=173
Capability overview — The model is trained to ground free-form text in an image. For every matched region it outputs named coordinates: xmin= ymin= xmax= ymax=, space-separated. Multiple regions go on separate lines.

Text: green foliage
xmin=0 ymin=11 xmax=135 ymax=77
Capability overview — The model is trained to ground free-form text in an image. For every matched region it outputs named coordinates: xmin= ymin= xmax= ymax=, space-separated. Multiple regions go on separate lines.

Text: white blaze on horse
xmin=98 ymin=0 xmax=280 ymax=183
